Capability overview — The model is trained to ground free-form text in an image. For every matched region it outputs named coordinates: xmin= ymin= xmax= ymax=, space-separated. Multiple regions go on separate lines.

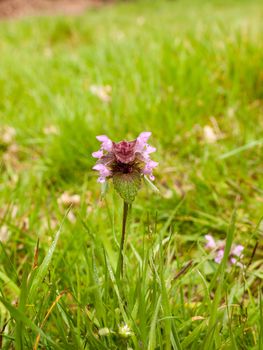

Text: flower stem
xmin=117 ymin=200 xmax=129 ymax=278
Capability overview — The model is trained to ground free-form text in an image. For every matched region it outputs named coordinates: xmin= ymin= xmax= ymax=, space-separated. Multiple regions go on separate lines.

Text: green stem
xmin=117 ymin=201 xmax=129 ymax=278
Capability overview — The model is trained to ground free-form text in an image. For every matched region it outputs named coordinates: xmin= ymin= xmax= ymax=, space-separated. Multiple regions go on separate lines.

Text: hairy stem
xmin=117 ymin=201 xmax=129 ymax=278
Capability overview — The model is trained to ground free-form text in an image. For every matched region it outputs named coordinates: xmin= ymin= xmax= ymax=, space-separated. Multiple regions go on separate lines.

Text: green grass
xmin=0 ymin=0 xmax=263 ymax=348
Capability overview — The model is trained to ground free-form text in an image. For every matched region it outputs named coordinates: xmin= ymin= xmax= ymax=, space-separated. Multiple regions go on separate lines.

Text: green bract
xmin=113 ymin=171 xmax=141 ymax=204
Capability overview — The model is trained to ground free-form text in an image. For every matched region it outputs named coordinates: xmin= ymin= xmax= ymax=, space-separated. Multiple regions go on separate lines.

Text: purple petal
xmin=98 ymin=176 xmax=106 ymax=183
xmin=92 ymin=150 xmax=103 ymax=158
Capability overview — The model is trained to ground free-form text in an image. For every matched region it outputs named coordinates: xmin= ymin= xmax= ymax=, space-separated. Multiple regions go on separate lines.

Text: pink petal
xmin=148 ymin=160 xmax=158 ymax=168
xmin=92 ymin=150 xmax=103 ymax=158
xmin=142 ymin=161 xmax=158 ymax=178
xmin=98 ymin=177 xmax=106 ymax=183
xmin=137 ymin=132 xmax=151 ymax=142
xmin=92 ymin=164 xmax=105 ymax=171
xmin=214 ymin=249 xmax=224 ymax=264
xmin=142 ymin=159 xmax=158 ymax=181
xmin=135 ymin=131 xmax=152 ymax=152
xmin=205 ymin=234 xmax=216 ymax=249
xmin=96 ymin=135 xmax=112 ymax=152
xmin=232 ymin=244 xmax=244 ymax=257
xmin=230 ymin=257 xmax=237 ymax=264
xmin=96 ymin=135 xmax=109 ymax=142
xmin=92 ymin=164 xmax=111 ymax=177
xmin=145 ymin=145 xmax=156 ymax=154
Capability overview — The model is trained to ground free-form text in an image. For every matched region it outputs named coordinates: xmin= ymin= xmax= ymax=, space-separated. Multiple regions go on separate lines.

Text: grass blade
xmin=219 ymin=138 xmax=263 ymax=159
xmin=28 ymin=219 xmax=64 ymax=301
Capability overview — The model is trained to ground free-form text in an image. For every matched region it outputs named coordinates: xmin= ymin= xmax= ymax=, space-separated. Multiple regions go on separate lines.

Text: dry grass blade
xmin=33 ymin=291 xmax=67 ymax=350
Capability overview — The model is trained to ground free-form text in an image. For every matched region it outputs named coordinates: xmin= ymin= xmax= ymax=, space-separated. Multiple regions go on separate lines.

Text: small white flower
xmin=118 ymin=324 xmax=133 ymax=338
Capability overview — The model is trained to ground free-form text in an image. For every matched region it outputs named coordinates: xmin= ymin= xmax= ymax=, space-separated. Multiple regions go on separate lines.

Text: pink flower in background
xmin=205 ymin=234 xmax=244 ymax=267
xmin=205 ymin=234 xmax=217 ymax=249
xmin=230 ymin=245 xmax=244 ymax=265
xmin=92 ymin=132 xmax=158 ymax=183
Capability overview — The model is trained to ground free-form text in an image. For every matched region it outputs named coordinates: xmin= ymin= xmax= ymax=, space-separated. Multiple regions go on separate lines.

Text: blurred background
xmin=0 ymin=0 xmax=263 ymax=236
xmin=0 ymin=0 xmax=105 ymax=18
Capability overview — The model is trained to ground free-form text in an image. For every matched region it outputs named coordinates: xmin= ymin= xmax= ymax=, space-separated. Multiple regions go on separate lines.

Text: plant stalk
xmin=117 ymin=201 xmax=129 ymax=278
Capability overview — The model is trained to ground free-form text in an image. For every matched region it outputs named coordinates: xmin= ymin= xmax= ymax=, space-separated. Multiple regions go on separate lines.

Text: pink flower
xmin=204 ymin=235 xmax=244 ymax=267
xmin=214 ymin=249 xmax=224 ymax=264
xmin=231 ymin=244 xmax=244 ymax=257
xmin=92 ymin=132 xmax=158 ymax=183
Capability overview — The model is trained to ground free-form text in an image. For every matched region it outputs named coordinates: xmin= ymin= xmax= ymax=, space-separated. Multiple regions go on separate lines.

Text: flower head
xmin=112 ymin=140 xmax=137 ymax=164
xmin=92 ymin=132 xmax=157 ymax=182
xmin=118 ymin=324 xmax=133 ymax=338
xmin=92 ymin=132 xmax=158 ymax=202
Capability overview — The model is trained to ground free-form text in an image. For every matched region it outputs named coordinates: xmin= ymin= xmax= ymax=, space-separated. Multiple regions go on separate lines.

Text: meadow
xmin=0 ymin=0 xmax=263 ymax=348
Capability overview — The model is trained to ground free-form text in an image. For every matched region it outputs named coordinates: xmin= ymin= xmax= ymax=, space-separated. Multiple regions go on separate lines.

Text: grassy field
xmin=0 ymin=0 xmax=263 ymax=348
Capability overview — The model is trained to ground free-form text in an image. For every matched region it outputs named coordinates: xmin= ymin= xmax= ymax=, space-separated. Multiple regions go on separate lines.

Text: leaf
xmin=113 ymin=171 xmax=141 ymax=204
xmin=100 ymin=181 xmax=108 ymax=198
xmin=218 ymin=137 xmax=263 ymax=159
xmin=144 ymin=175 xmax=160 ymax=193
